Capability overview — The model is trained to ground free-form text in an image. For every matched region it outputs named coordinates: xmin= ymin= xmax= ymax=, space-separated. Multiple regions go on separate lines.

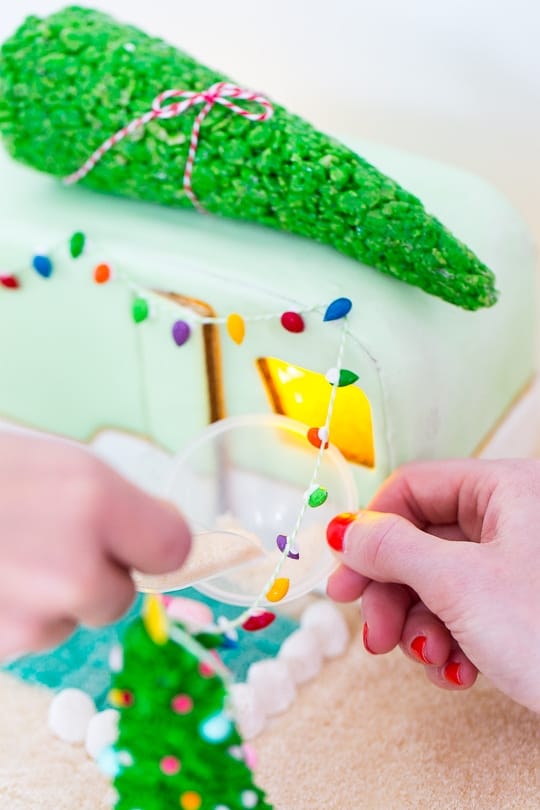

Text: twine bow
xmin=64 ymin=81 xmax=274 ymax=212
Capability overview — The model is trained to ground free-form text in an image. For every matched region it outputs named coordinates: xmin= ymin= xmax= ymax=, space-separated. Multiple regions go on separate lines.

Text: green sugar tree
xmin=0 ymin=6 xmax=497 ymax=311
xmin=106 ymin=598 xmax=271 ymax=810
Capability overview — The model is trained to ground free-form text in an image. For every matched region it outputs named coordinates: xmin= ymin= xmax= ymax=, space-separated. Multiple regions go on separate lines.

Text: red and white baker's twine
xmin=63 ymin=81 xmax=274 ymax=212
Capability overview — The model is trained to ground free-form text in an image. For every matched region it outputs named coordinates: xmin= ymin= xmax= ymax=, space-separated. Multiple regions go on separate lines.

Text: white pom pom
xmin=229 ymin=683 xmax=267 ymax=740
xmin=279 ymin=628 xmax=323 ymax=684
xmin=48 ymin=688 xmax=96 ymax=743
xmin=85 ymin=709 xmax=120 ymax=759
xmin=247 ymin=659 xmax=296 ymax=716
xmin=301 ymin=600 xmax=350 ymax=658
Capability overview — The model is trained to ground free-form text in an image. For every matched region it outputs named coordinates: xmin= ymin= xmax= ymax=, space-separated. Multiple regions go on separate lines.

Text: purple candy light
xmin=276 ymin=533 xmax=300 ymax=560
xmin=172 ymin=319 xmax=191 ymax=346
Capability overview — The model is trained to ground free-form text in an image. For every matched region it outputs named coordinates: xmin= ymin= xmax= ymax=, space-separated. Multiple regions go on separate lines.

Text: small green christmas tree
xmin=0 ymin=6 xmax=497 ymax=311
xmin=107 ymin=597 xmax=271 ymax=810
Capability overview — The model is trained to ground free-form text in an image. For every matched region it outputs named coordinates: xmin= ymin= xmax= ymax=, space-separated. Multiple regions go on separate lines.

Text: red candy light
xmin=242 ymin=610 xmax=276 ymax=632
xmin=307 ymin=427 xmax=329 ymax=450
xmin=280 ymin=311 xmax=305 ymax=333
xmin=0 ymin=274 xmax=20 ymax=289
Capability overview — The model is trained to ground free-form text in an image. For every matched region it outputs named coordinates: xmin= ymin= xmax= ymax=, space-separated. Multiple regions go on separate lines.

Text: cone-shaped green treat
xmin=108 ymin=609 xmax=271 ymax=809
xmin=0 ymin=6 xmax=497 ymax=310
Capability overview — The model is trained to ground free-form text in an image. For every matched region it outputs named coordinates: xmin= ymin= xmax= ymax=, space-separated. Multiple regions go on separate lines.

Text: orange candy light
xmin=180 ymin=791 xmax=202 ymax=810
xmin=94 ymin=262 xmax=111 ymax=284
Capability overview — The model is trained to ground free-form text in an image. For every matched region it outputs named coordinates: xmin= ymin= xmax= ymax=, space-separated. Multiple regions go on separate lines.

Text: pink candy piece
xmin=171 ymin=694 xmax=193 ymax=715
xmin=242 ymin=743 xmax=258 ymax=770
xmin=165 ymin=597 xmax=213 ymax=628
xmin=160 ymin=755 xmax=181 ymax=775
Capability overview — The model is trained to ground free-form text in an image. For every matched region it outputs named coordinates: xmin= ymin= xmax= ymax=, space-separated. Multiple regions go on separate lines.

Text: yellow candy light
xmin=266 ymin=577 xmax=290 ymax=603
xmin=227 ymin=313 xmax=245 ymax=345
xmin=142 ymin=594 xmax=169 ymax=645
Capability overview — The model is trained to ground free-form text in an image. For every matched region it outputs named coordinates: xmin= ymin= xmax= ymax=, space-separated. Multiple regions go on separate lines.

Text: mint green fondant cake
xmin=1 ymin=10 xmax=538 ymax=810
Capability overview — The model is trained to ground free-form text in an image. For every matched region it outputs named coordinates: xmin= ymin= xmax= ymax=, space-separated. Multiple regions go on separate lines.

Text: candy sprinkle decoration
xmin=109 ymin=616 xmax=271 ymax=809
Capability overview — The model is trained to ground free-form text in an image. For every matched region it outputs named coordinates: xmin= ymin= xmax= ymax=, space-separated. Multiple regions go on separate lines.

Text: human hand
xmin=326 ymin=459 xmax=540 ymax=714
xmin=0 ymin=432 xmax=191 ymax=660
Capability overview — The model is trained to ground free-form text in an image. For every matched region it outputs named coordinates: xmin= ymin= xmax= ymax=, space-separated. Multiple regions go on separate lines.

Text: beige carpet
xmin=1 ymin=609 xmax=539 ymax=809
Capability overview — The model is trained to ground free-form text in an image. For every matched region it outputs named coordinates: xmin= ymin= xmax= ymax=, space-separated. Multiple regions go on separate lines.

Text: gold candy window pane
xmin=257 ymin=357 xmax=375 ymax=467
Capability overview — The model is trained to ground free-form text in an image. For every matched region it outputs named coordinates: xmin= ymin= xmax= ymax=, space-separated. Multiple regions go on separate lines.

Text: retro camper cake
xmin=0 ymin=8 xmax=538 ymax=604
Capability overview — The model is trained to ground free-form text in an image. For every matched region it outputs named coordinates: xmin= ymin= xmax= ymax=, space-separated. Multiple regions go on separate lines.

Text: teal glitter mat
xmin=1 ymin=589 xmax=297 ymax=708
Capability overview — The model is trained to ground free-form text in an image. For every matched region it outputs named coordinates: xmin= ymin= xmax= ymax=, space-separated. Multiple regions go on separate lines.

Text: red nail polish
xmin=410 ymin=635 xmax=431 ymax=664
xmin=444 ymin=661 xmax=463 ymax=686
xmin=362 ymin=622 xmax=374 ymax=654
xmin=326 ymin=512 xmax=357 ymax=552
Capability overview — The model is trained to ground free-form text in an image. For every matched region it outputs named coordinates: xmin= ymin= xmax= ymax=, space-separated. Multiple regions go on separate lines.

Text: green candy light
xmin=69 ymin=231 xmax=86 ymax=258
xmin=308 ymin=487 xmax=328 ymax=508
xmin=132 ymin=297 xmax=149 ymax=324
xmin=338 ymin=369 xmax=359 ymax=387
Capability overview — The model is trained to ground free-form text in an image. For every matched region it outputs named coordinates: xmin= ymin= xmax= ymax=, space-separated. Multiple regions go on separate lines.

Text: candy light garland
xmin=5 ymin=229 xmax=361 ymax=809
xmin=5 ymin=232 xmax=357 ymax=638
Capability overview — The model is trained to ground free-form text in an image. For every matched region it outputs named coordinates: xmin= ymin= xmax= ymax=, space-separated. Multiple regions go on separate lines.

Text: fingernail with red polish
xmin=444 ymin=661 xmax=463 ymax=686
xmin=362 ymin=622 xmax=374 ymax=654
xmin=410 ymin=635 xmax=431 ymax=664
xmin=326 ymin=512 xmax=357 ymax=552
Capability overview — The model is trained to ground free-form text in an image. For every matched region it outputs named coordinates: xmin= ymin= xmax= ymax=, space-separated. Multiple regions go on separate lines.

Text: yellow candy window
xmin=256 ymin=357 xmax=375 ymax=467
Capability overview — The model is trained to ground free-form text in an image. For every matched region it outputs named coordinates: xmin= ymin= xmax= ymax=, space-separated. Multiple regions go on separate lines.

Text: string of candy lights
xmin=3 ymin=232 xmax=357 ymax=639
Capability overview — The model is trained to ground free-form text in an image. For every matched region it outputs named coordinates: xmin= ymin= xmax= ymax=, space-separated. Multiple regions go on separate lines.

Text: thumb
xmin=99 ymin=470 xmax=192 ymax=576
xmin=326 ymin=510 xmax=480 ymax=608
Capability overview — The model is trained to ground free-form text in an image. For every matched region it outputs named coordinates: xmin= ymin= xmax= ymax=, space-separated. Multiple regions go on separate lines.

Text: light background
xmin=1 ymin=0 xmax=539 ymax=246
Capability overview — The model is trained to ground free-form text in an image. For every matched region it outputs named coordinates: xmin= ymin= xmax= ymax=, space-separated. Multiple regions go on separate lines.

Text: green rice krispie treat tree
xmin=105 ymin=596 xmax=271 ymax=810
xmin=0 ymin=6 xmax=497 ymax=310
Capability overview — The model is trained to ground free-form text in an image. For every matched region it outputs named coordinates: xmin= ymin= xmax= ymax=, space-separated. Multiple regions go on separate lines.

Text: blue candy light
xmin=323 ymin=296 xmax=352 ymax=322
xmin=32 ymin=254 xmax=53 ymax=278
